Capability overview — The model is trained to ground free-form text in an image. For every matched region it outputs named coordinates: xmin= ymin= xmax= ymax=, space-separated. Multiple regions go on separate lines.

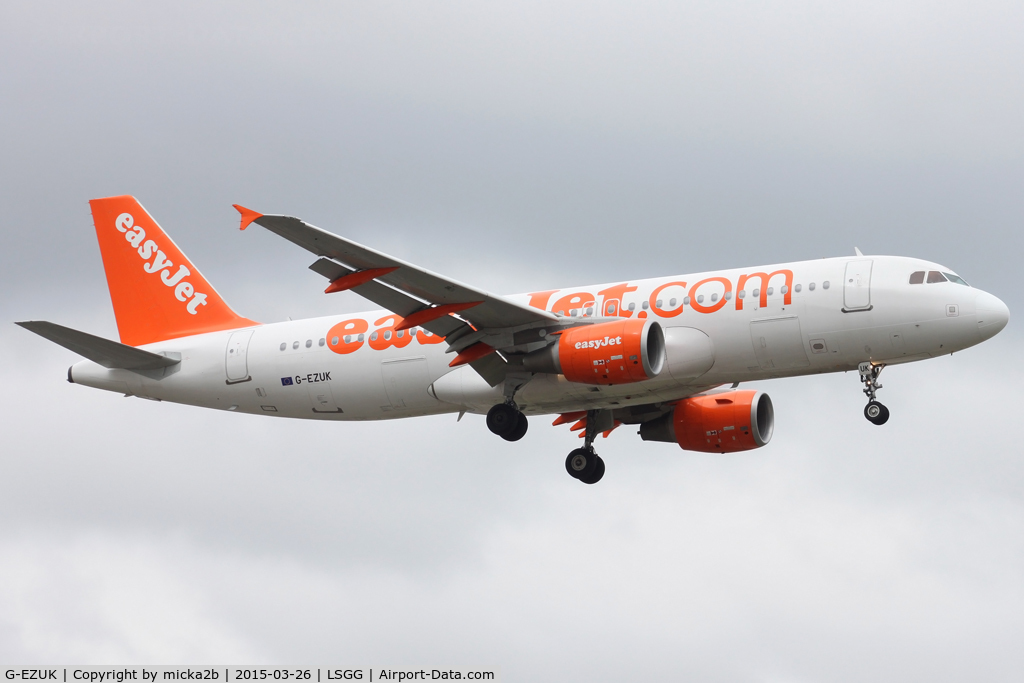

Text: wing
xmin=235 ymin=206 xmax=562 ymax=381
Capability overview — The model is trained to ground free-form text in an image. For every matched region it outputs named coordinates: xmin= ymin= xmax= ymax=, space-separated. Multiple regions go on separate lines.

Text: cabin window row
xmin=278 ymin=327 xmax=438 ymax=350
xmin=592 ymin=281 xmax=832 ymax=315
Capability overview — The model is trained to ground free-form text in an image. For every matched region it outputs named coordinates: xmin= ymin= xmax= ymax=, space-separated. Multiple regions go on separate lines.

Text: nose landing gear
xmin=859 ymin=361 xmax=890 ymax=425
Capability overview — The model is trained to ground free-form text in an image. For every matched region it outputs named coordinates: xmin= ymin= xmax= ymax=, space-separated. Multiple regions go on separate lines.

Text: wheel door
xmin=843 ymin=260 xmax=873 ymax=311
xmin=225 ymin=329 xmax=254 ymax=383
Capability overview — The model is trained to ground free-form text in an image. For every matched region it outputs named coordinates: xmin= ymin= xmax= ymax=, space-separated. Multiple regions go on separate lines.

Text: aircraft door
xmin=225 ymin=329 xmax=254 ymax=383
xmin=843 ymin=260 xmax=873 ymax=311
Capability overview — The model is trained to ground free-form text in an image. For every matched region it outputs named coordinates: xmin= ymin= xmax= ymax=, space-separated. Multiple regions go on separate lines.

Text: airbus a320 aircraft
xmin=19 ymin=196 xmax=1009 ymax=484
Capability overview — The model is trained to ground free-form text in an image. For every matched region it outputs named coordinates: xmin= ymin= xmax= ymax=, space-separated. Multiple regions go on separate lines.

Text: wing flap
xmin=308 ymin=258 xmax=466 ymax=337
xmin=254 ymin=213 xmax=556 ymax=331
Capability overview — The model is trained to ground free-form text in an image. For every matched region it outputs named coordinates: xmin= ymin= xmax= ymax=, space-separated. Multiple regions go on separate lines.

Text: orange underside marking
xmin=576 ymin=421 xmax=623 ymax=438
xmin=232 ymin=204 xmax=263 ymax=231
xmin=324 ymin=267 xmax=399 ymax=294
xmin=448 ymin=342 xmax=494 ymax=367
xmin=551 ymin=411 xmax=587 ymax=426
xmin=395 ymin=301 xmax=482 ymax=331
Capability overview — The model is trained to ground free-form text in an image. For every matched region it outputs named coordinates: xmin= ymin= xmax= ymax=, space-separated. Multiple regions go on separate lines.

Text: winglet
xmin=233 ymin=204 xmax=263 ymax=231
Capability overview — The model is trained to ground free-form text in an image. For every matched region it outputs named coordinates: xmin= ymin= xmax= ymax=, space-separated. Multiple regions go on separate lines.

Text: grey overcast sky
xmin=1 ymin=1 xmax=1022 ymax=679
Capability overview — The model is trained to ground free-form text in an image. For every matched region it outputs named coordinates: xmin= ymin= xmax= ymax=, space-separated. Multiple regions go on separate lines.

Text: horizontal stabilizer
xmin=16 ymin=321 xmax=181 ymax=371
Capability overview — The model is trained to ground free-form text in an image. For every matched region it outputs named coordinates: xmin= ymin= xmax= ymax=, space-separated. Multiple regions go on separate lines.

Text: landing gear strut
xmin=486 ymin=402 xmax=529 ymax=441
xmin=564 ymin=409 xmax=606 ymax=485
xmin=859 ymin=361 xmax=890 ymax=426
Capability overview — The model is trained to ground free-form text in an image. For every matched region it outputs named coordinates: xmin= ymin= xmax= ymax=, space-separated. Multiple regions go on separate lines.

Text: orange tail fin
xmin=89 ymin=195 xmax=257 ymax=346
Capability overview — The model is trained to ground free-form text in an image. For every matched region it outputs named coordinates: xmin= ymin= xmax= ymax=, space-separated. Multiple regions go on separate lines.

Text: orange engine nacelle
xmin=639 ymin=390 xmax=774 ymax=452
xmin=522 ymin=319 xmax=666 ymax=385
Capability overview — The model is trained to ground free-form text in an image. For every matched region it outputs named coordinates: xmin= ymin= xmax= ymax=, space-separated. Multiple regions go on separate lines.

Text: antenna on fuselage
xmin=854 ymin=247 xmax=864 ymax=256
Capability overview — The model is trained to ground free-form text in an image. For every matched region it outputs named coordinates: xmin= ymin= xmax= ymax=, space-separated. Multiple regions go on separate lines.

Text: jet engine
xmin=522 ymin=319 xmax=665 ymax=385
xmin=640 ymin=389 xmax=774 ymax=452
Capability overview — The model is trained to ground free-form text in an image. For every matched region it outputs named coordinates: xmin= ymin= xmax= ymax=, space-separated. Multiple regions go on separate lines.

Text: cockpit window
xmin=927 ymin=271 xmax=947 ymax=284
xmin=909 ymin=271 xmax=925 ymax=284
xmin=943 ymin=272 xmax=970 ymax=286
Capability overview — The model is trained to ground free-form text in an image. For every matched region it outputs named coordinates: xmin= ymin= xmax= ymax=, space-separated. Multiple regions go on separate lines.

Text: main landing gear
xmin=485 ymin=398 xmax=605 ymax=485
xmin=859 ymin=361 xmax=890 ymax=426
xmin=486 ymin=402 xmax=529 ymax=441
xmin=564 ymin=410 xmax=606 ymax=485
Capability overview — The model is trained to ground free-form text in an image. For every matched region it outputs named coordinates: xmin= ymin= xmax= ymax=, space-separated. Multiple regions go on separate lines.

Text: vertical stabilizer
xmin=89 ymin=195 xmax=257 ymax=346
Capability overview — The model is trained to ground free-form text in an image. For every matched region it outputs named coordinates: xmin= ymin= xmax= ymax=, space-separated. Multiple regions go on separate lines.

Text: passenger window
xmin=909 ymin=271 xmax=925 ymax=284
xmin=927 ymin=271 xmax=946 ymax=283
xmin=781 ymin=286 xmax=788 ymax=294
xmin=655 ymin=300 xmax=663 ymax=308
xmin=725 ymin=291 xmax=732 ymax=300
xmin=767 ymin=287 xmax=774 ymax=296
xmin=606 ymin=303 xmax=616 ymax=315
xmin=370 ymin=332 xmax=378 ymax=341
xmin=697 ymin=295 xmax=704 ymax=303
xmin=944 ymin=272 xmax=970 ymax=286
xmin=384 ymin=331 xmax=392 ymax=340
xmin=627 ymin=302 xmax=635 ymax=311
xmin=641 ymin=301 xmax=649 ymax=310
xmin=669 ymin=298 xmax=677 ymax=306
xmin=823 ymin=281 xmax=830 ymax=289
xmin=292 ymin=341 xmax=299 ymax=349
xmin=357 ymin=333 xmax=365 ymax=342
xmin=683 ymin=296 xmax=691 ymax=305
xmin=318 ymin=338 xmax=325 ymax=347
xmin=795 ymin=284 xmax=802 ymax=292
xmin=396 ymin=330 xmax=404 ymax=338
xmin=752 ymin=288 xmax=760 ymax=297
xmin=710 ymin=293 xmax=718 ymax=302
xmin=279 ymin=343 xmax=286 ymax=351
xmin=738 ymin=290 xmax=746 ymax=299
xmin=333 ymin=336 xmax=340 ymax=345
xmin=305 ymin=339 xmax=312 ymax=348
xmin=809 ymin=283 xmax=816 ymax=291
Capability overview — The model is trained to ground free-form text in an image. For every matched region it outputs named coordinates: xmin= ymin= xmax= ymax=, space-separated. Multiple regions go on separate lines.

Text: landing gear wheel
xmin=501 ymin=411 xmax=529 ymax=442
xmin=864 ymin=401 xmax=890 ymax=425
xmin=486 ymin=403 xmax=519 ymax=437
xmin=578 ymin=455 xmax=605 ymax=485
xmin=565 ymin=448 xmax=598 ymax=480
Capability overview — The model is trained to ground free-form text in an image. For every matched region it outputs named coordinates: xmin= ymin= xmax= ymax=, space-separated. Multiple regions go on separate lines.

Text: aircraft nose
xmin=976 ymin=290 xmax=1009 ymax=340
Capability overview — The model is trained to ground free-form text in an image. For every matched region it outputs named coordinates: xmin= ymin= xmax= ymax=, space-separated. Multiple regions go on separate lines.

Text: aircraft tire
xmin=864 ymin=401 xmax=890 ymax=425
xmin=501 ymin=411 xmax=529 ymax=441
xmin=487 ymin=403 xmax=519 ymax=437
xmin=565 ymin=448 xmax=597 ymax=480
xmin=578 ymin=456 xmax=605 ymax=485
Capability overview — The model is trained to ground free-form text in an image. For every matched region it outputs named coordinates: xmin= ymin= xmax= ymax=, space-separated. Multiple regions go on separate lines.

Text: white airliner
xmin=18 ymin=196 xmax=1009 ymax=484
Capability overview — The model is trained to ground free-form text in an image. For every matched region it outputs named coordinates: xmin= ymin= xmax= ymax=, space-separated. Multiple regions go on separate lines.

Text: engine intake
xmin=522 ymin=319 xmax=665 ymax=385
xmin=640 ymin=390 xmax=774 ymax=452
